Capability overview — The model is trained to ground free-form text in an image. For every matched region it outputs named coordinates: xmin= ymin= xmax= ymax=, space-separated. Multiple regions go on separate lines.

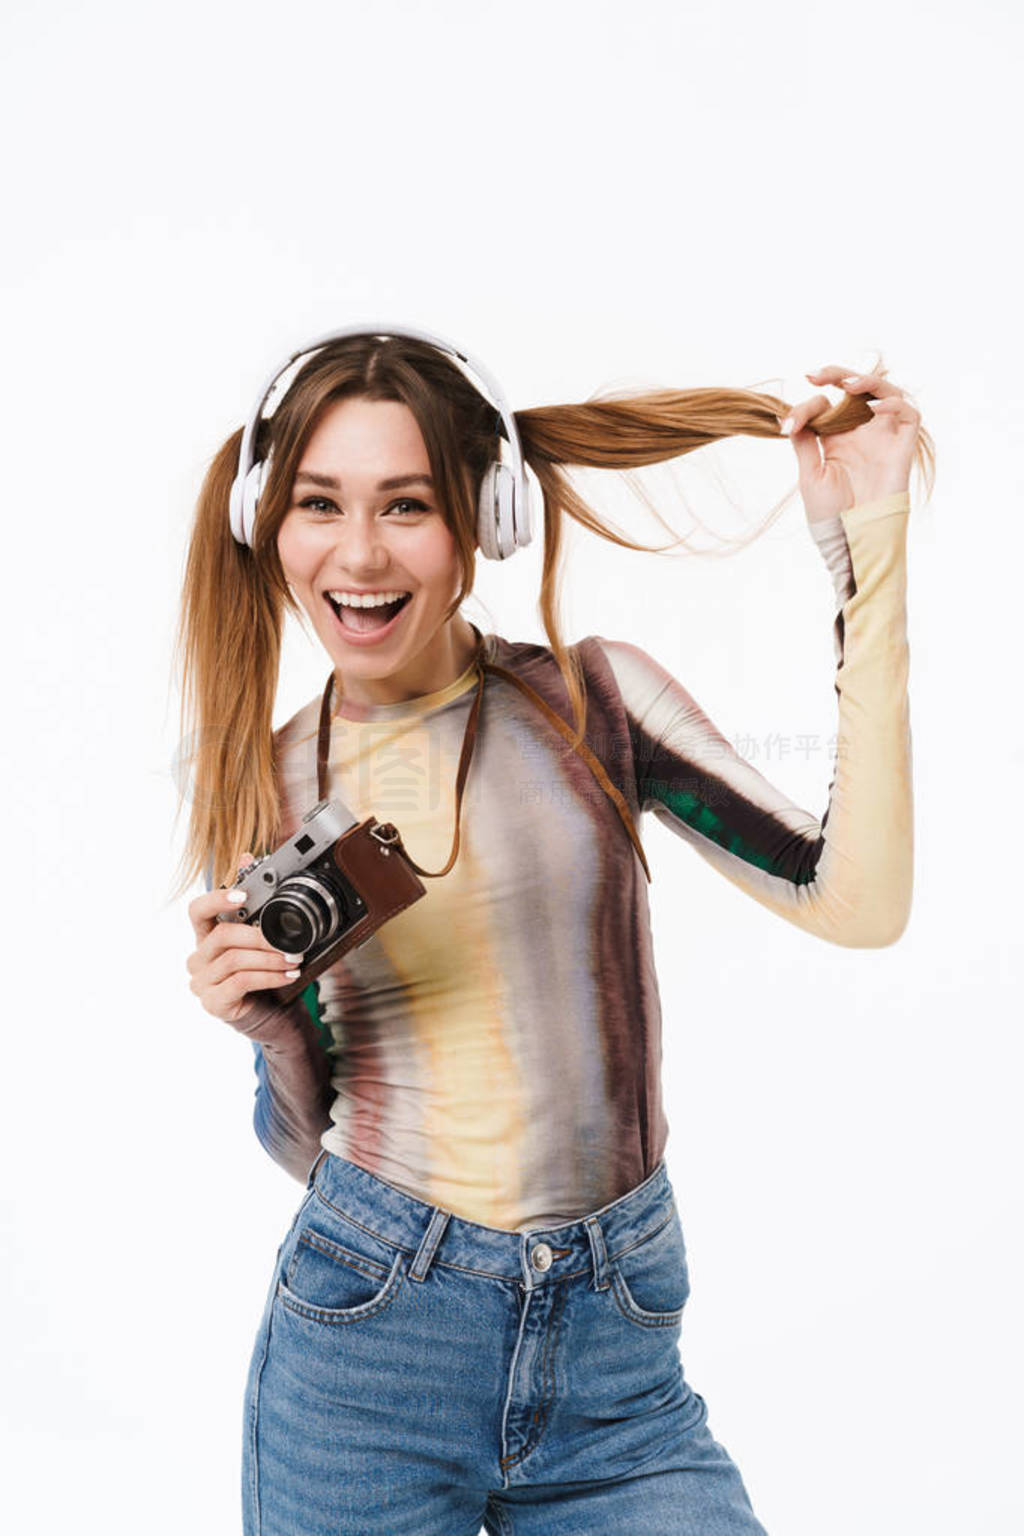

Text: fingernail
xmin=227 ymin=889 xmax=247 ymax=903
xmin=842 ymin=375 xmax=862 ymax=385
xmin=779 ymin=416 xmax=795 ymax=435
xmin=284 ymin=970 xmax=301 ymax=980
xmin=282 ymin=951 xmax=304 ymax=963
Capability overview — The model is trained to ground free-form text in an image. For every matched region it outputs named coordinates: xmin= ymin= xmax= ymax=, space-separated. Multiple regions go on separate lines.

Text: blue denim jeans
xmin=242 ymin=1150 xmax=768 ymax=1535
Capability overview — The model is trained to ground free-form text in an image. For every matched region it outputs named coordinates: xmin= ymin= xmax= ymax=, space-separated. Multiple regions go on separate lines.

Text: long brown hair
xmin=170 ymin=335 xmax=935 ymax=899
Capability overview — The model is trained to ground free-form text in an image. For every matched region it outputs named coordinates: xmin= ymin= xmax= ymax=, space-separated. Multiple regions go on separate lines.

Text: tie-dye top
xmin=248 ymin=490 xmax=913 ymax=1231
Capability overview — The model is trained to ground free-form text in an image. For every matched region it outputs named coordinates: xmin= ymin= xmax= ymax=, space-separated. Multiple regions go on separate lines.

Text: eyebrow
xmin=293 ymin=470 xmax=434 ymax=492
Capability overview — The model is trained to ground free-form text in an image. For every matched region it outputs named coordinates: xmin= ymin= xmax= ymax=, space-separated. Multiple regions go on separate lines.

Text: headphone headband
xmin=227 ymin=322 xmax=536 ymax=559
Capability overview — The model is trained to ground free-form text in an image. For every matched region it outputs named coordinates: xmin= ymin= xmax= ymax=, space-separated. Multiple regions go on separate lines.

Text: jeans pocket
xmin=276 ymin=1196 xmax=406 ymax=1325
xmin=608 ymin=1203 xmax=690 ymax=1329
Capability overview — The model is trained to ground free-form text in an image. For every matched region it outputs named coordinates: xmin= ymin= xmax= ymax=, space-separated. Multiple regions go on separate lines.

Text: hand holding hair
xmin=778 ymin=363 xmax=922 ymax=521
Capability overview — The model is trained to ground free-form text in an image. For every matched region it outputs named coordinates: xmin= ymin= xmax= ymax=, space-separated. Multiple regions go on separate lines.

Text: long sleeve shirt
xmin=237 ymin=490 xmax=913 ymax=1230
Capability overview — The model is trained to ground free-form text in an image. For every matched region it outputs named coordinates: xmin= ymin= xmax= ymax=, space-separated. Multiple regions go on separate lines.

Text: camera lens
xmin=259 ymin=874 xmax=345 ymax=955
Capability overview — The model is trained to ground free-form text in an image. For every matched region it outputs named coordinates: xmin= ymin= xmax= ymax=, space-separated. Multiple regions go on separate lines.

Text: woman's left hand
xmin=780 ymin=365 xmax=921 ymax=522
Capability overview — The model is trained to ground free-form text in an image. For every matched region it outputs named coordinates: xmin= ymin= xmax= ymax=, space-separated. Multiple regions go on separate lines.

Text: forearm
xmin=696 ymin=489 xmax=914 ymax=944
xmin=234 ymin=993 xmax=335 ymax=1180
xmin=802 ymin=491 xmax=914 ymax=944
xmin=253 ymin=1040 xmax=333 ymax=1180
xmin=600 ymin=490 xmax=915 ymax=947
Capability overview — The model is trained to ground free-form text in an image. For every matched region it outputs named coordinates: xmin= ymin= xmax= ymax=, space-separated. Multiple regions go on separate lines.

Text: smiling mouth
xmin=325 ymin=592 xmax=413 ymax=634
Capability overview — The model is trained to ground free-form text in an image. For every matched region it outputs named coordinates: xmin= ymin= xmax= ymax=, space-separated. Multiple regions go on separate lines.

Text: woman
xmin=175 ymin=326 xmax=930 ymax=1535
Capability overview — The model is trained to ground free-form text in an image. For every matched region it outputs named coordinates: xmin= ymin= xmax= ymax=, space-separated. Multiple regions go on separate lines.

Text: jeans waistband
xmin=303 ymin=1150 xmax=677 ymax=1294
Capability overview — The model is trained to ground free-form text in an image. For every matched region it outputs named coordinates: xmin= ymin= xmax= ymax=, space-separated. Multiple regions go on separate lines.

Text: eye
xmin=294 ymin=496 xmax=429 ymax=516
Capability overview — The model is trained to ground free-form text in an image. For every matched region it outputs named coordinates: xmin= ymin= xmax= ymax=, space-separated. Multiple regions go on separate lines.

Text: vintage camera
xmin=216 ymin=798 xmax=427 ymax=1004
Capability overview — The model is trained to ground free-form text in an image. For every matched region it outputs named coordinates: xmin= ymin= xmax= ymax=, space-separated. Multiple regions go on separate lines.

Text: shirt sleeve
xmin=248 ymin=982 xmax=335 ymax=1177
xmin=202 ymin=869 xmax=335 ymax=1174
xmin=594 ymin=491 xmax=914 ymax=947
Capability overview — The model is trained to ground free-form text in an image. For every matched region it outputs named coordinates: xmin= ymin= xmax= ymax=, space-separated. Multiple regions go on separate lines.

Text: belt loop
xmin=305 ymin=1148 xmax=327 ymax=1189
xmin=585 ymin=1216 xmax=611 ymax=1291
xmin=408 ymin=1206 xmax=451 ymax=1284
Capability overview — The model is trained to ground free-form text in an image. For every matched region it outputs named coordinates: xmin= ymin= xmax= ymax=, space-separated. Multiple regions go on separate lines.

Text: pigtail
xmin=516 ymin=360 xmax=935 ymax=755
xmin=169 ymin=428 xmax=286 ymax=901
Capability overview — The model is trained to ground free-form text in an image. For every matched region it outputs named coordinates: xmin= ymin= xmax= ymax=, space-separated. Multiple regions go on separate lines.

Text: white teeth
xmin=327 ymin=590 xmax=411 ymax=609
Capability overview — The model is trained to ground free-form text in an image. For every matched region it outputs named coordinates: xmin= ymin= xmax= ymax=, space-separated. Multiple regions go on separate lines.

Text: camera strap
xmin=315 ymin=634 xmax=652 ymax=885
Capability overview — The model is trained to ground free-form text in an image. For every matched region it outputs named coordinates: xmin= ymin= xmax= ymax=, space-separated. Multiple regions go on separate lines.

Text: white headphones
xmin=227 ymin=322 xmax=538 ymax=561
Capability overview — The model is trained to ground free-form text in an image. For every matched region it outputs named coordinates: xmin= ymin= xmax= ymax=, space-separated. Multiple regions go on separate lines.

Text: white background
xmin=3 ymin=1 xmax=1020 ymax=1531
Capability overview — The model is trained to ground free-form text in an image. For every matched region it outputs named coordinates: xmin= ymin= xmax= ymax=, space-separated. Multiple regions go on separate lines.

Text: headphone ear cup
xmin=228 ymin=468 xmax=246 ymax=545
xmin=518 ymin=461 xmax=539 ymax=549
xmin=241 ymin=462 xmax=264 ymax=548
xmin=238 ymin=453 xmax=272 ymax=548
xmin=494 ymin=463 xmax=518 ymax=560
xmin=476 ymin=460 xmax=503 ymax=560
xmin=477 ymin=459 xmax=528 ymax=561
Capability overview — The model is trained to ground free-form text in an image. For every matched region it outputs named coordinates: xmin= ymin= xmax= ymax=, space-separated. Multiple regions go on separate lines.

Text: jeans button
xmin=530 ymin=1242 xmax=553 ymax=1271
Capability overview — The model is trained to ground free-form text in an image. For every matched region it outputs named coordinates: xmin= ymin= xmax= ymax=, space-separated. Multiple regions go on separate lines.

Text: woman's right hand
xmin=186 ymin=852 xmax=306 ymax=1041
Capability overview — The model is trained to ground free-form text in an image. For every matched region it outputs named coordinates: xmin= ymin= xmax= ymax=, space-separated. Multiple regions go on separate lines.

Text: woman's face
xmin=277 ymin=396 xmax=477 ymax=707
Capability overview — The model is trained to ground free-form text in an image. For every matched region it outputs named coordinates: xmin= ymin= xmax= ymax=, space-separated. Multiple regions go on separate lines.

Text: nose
xmin=333 ymin=511 xmax=390 ymax=577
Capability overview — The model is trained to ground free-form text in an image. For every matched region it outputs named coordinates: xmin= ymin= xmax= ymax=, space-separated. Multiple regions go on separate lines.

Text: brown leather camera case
xmin=270 ymin=816 xmax=427 ymax=1005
